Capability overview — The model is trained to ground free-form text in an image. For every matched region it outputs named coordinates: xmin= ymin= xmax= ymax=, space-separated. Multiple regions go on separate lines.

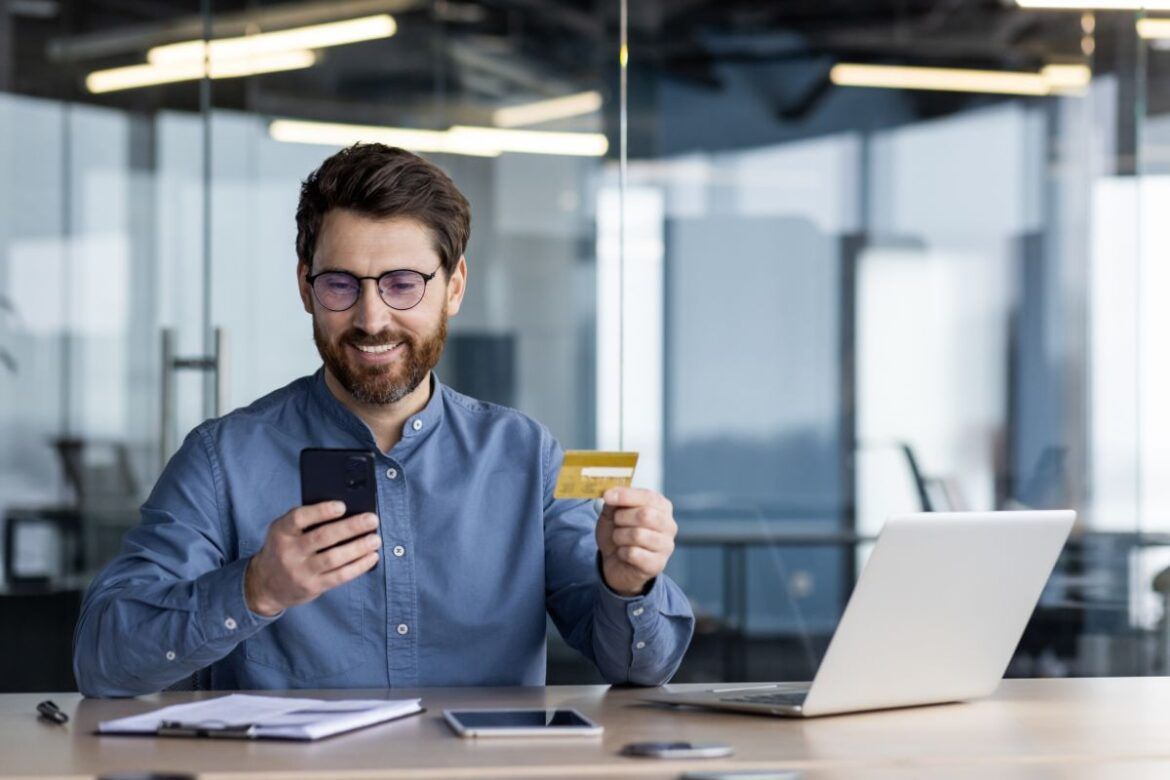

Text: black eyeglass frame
xmin=305 ymin=267 xmax=441 ymax=312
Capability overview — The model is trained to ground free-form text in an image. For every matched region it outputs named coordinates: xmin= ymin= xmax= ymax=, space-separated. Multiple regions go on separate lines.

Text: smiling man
xmin=73 ymin=143 xmax=695 ymax=697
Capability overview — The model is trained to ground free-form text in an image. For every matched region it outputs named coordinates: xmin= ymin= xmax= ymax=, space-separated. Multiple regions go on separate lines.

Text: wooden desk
xmin=5 ymin=678 xmax=1170 ymax=779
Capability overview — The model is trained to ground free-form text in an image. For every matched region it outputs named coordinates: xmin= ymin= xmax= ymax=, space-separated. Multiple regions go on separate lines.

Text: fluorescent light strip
xmin=1042 ymin=63 xmax=1092 ymax=90
xmin=448 ymin=126 xmax=609 ymax=156
xmin=148 ymin=14 xmax=396 ymax=65
xmin=831 ymin=63 xmax=1049 ymax=95
xmin=268 ymin=119 xmax=609 ymax=158
xmin=830 ymin=63 xmax=1090 ymax=96
xmin=1016 ymin=1 xmax=1170 ymax=9
xmin=268 ymin=119 xmax=500 ymax=157
xmin=1137 ymin=18 xmax=1170 ymax=37
xmin=86 ymin=50 xmax=316 ymax=94
xmin=493 ymin=90 xmax=604 ymax=128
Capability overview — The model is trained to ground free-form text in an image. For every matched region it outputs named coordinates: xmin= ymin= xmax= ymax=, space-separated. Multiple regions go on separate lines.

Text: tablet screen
xmin=447 ymin=709 xmax=594 ymax=730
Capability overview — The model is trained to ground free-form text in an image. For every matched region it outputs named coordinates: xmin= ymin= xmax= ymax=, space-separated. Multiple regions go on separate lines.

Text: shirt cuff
xmin=195 ymin=556 xmax=282 ymax=645
xmin=594 ymin=552 xmax=667 ymax=629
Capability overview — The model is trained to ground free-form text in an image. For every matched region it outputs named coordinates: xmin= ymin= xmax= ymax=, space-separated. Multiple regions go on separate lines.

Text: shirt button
xmin=392 ymin=545 xmax=406 ymax=557
xmin=165 ymin=650 xmax=176 ymax=661
xmin=224 ymin=617 xmax=237 ymax=630
xmin=631 ymin=607 xmax=645 ymax=617
xmin=397 ymin=623 xmax=410 ymax=635
xmin=386 ymin=467 xmax=398 ymax=480
xmin=411 ymin=419 xmax=423 ymax=431
xmin=635 ymin=641 xmax=646 ymax=650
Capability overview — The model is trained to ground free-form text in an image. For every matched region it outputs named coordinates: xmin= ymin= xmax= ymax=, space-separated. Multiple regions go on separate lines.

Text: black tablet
xmin=442 ymin=708 xmax=603 ymax=738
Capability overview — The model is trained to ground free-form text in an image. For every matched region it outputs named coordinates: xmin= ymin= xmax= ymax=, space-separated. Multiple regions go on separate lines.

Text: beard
xmin=313 ymin=305 xmax=448 ymax=406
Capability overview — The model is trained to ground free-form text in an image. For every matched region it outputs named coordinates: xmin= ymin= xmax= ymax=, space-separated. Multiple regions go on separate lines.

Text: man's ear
xmin=446 ymin=256 xmax=468 ymax=317
xmin=297 ymin=262 xmax=314 ymax=314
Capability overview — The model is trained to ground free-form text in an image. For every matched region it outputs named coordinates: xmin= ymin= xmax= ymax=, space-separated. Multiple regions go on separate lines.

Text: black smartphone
xmin=299 ymin=448 xmax=379 ymax=543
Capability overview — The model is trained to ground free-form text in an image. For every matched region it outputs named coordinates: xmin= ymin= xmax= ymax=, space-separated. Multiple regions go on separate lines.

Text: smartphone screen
xmin=299 ymin=448 xmax=378 ymax=538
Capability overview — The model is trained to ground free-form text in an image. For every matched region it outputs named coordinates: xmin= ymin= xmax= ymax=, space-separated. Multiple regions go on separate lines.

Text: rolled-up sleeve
xmin=541 ymin=434 xmax=695 ymax=686
xmin=72 ymin=426 xmax=278 ymax=698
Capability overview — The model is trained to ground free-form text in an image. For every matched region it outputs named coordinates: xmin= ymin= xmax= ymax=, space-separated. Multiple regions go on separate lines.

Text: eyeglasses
xmin=306 ymin=267 xmax=440 ymax=312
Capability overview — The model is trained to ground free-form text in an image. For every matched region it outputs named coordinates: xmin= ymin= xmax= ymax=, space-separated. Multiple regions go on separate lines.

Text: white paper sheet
xmin=98 ymin=694 xmax=423 ymax=741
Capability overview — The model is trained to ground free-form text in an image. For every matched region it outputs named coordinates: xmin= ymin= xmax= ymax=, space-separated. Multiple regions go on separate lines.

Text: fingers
xmin=287 ymin=501 xmax=348 ymax=532
xmin=611 ymin=525 xmax=674 ymax=553
xmin=311 ymin=532 xmax=382 ymax=574
xmin=615 ymin=545 xmax=660 ymax=573
xmin=609 ymin=504 xmax=677 ymax=534
xmin=597 ymin=490 xmax=677 ymax=591
xmin=318 ymin=551 xmax=380 ymax=590
xmin=598 ymin=490 xmax=677 ymax=556
xmin=250 ymin=504 xmax=383 ymax=613
xmin=600 ymin=487 xmax=675 ymax=533
xmin=603 ymin=487 xmax=672 ymax=512
xmin=305 ymin=513 xmax=379 ymax=551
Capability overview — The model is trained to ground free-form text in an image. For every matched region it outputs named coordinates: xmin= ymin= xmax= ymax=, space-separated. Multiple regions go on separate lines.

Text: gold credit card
xmin=554 ymin=451 xmax=639 ymax=499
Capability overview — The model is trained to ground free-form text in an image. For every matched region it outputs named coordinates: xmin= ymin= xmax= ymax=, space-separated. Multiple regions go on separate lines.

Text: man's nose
xmin=351 ymin=279 xmax=393 ymax=334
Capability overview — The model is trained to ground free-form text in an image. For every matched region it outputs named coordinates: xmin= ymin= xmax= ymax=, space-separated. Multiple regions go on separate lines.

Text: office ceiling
xmin=1 ymin=0 xmax=1154 ymax=123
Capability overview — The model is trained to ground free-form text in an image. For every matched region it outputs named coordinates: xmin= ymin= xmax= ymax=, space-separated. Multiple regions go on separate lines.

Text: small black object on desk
xmin=36 ymin=699 xmax=68 ymax=724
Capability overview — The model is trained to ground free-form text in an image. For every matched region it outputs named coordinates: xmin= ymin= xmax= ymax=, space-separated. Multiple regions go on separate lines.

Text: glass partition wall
xmin=628 ymin=1 xmax=1170 ymax=682
xmin=1 ymin=0 xmax=1170 ymax=690
xmin=0 ymin=0 xmax=616 ymax=689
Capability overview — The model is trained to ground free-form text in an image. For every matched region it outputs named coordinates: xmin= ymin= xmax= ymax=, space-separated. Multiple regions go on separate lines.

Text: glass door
xmin=0 ymin=1 xmax=221 ymax=579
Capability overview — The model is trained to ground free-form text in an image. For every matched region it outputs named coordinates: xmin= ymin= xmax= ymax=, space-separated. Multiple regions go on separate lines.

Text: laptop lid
xmin=800 ymin=510 xmax=1074 ymax=717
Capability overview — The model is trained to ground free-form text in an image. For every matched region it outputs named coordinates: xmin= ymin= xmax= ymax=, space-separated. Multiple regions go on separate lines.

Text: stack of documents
xmin=98 ymin=694 xmax=423 ymax=741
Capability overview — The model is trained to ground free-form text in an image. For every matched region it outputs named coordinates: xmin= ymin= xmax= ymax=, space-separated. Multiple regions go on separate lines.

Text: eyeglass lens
xmin=312 ymin=270 xmax=428 ymax=311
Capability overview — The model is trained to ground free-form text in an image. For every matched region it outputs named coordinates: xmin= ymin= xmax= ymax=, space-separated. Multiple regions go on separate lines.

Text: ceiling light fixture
xmin=829 ymin=63 xmax=1090 ymax=96
xmin=1015 ymin=1 xmax=1170 ymax=9
xmin=1137 ymin=17 xmax=1170 ymax=38
xmin=147 ymin=14 xmax=396 ymax=65
xmin=447 ymin=126 xmax=609 ymax=156
xmin=86 ymin=50 xmax=316 ymax=94
xmin=85 ymin=14 xmax=395 ymax=94
xmin=269 ymin=120 xmax=501 ymax=157
xmin=268 ymin=119 xmax=610 ymax=158
xmin=492 ymin=91 xmax=604 ymax=128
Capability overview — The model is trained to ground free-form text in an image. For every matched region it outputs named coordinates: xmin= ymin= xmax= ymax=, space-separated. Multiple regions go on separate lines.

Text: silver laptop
xmin=643 ymin=510 xmax=1074 ymax=718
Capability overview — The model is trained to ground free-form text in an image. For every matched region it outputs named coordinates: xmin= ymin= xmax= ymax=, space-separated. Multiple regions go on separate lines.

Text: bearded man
xmin=73 ymin=143 xmax=694 ymax=697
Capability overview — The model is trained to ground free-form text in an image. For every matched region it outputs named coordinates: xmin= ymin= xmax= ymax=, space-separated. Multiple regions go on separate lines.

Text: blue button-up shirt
xmin=73 ymin=370 xmax=694 ymax=697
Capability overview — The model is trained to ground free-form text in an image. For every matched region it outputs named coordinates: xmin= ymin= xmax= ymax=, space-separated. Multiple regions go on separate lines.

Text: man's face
xmin=299 ymin=210 xmax=466 ymax=406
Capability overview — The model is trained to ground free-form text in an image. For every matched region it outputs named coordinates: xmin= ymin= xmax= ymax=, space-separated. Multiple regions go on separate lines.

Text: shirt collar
xmin=398 ymin=372 xmax=445 ymax=446
xmin=309 ymin=367 xmax=445 ymax=452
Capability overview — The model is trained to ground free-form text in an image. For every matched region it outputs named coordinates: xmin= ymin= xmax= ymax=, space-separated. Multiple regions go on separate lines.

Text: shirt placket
xmin=380 ymin=455 xmax=418 ymax=687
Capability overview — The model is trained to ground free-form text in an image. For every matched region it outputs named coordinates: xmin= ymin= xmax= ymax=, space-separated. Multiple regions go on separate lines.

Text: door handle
xmin=159 ymin=327 xmax=229 ymax=466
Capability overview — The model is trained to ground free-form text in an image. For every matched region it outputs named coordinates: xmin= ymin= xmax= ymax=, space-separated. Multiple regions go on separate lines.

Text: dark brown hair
xmin=295 ymin=143 xmax=471 ymax=276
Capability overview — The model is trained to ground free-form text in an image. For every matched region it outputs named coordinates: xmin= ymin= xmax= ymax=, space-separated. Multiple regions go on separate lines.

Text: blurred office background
xmin=2 ymin=0 xmax=1170 ymax=690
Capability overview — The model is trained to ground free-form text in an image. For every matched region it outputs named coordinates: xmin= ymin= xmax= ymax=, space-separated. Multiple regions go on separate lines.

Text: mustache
xmin=343 ymin=329 xmax=413 ymax=348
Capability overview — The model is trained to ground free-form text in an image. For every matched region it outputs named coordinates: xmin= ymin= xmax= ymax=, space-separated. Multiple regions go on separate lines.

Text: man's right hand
xmin=244 ymin=501 xmax=381 ymax=617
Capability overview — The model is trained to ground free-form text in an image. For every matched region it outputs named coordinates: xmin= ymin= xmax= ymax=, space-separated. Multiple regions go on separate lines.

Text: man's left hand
xmin=596 ymin=487 xmax=677 ymax=597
